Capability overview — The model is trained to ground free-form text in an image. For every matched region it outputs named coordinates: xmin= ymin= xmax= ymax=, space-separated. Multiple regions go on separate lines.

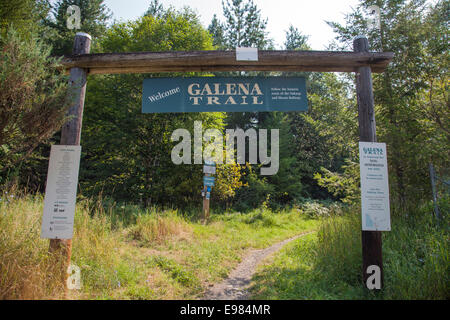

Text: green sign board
xmin=142 ymin=77 xmax=308 ymax=113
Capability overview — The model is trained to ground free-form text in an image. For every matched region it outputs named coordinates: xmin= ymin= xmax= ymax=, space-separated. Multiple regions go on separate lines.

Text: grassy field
xmin=2 ymin=192 xmax=447 ymax=300
xmin=249 ymin=203 xmax=449 ymax=300
xmin=0 ymin=193 xmax=319 ymax=299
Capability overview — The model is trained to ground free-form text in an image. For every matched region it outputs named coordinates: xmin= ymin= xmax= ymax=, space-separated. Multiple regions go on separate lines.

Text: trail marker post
xmin=48 ymin=32 xmax=91 ymax=292
xmin=202 ymin=162 xmax=216 ymax=222
xmin=354 ymin=36 xmax=384 ymax=289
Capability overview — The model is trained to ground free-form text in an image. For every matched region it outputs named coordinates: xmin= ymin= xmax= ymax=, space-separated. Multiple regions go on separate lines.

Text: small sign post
xmin=202 ymin=162 xmax=216 ymax=222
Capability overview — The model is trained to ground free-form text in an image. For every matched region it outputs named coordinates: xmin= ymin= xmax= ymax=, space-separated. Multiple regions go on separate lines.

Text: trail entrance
xmin=44 ymin=32 xmax=393 ymax=292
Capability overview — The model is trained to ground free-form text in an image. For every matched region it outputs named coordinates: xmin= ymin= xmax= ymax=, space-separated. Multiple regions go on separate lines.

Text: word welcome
xmin=148 ymin=87 xmax=180 ymax=102
xmin=171 ymin=121 xmax=279 ymax=175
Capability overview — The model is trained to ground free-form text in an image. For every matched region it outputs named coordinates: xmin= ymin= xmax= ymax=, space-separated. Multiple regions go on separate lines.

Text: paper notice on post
xmin=359 ymin=142 xmax=391 ymax=231
xmin=41 ymin=145 xmax=81 ymax=239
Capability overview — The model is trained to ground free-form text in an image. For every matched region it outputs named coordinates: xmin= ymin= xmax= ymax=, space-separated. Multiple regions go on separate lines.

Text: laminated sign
xmin=142 ymin=77 xmax=308 ymax=113
xmin=359 ymin=142 xmax=391 ymax=231
xmin=41 ymin=145 xmax=81 ymax=239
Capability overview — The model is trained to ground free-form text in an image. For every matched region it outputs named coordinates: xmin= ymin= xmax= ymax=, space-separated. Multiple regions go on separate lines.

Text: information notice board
xmin=142 ymin=77 xmax=308 ymax=113
xmin=41 ymin=145 xmax=81 ymax=239
xmin=359 ymin=142 xmax=391 ymax=231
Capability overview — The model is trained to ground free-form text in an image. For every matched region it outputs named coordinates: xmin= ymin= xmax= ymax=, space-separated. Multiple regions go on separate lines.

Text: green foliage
xmin=0 ymin=0 xmax=50 ymax=38
xmin=232 ymin=165 xmax=274 ymax=212
xmin=263 ymin=112 xmax=304 ymax=207
xmin=314 ymin=160 xmax=360 ymax=204
xmin=144 ymin=0 xmax=164 ymax=18
xmin=44 ymin=0 xmax=111 ymax=55
xmin=328 ymin=0 xmax=449 ymax=211
xmin=79 ymin=7 xmax=221 ymax=209
xmin=240 ymin=208 xmax=279 ymax=227
xmin=213 ymin=161 xmax=247 ymax=208
xmin=220 ymin=0 xmax=273 ymax=49
xmin=284 ymin=25 xmax=310 ymax=50
xmin=208 ymin=14 xmax=226 ymax=49
xmin=0 ymin=28 xmax=69 ymax=181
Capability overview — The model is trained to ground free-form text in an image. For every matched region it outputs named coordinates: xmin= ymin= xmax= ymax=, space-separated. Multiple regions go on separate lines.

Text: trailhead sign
xmin=41 ymin=145 xmax=81 ymax=239
xmin=142 ymin=77 xmax=308 ymax=113
xmin=359 ymin=142 xmax=391 ymax=231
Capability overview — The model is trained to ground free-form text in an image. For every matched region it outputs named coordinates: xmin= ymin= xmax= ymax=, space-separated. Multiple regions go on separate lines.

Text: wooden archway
xmin=52 ymin=32 xmax=393 ymax=291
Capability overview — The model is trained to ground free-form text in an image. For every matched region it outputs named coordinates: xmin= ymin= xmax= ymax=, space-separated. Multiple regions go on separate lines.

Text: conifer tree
xmin=45 ymin=0 xmax=111 ymax=55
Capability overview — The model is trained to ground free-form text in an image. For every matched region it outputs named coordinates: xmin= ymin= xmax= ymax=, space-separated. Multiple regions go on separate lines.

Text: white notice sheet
xmin=359 ymin=142 xmax=391 ymax=231
xmin=41 ymin=145 xmax=81 ymax=239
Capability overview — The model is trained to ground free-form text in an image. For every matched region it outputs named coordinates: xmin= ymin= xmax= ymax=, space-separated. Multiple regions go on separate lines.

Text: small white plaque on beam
xmin=41 ymin=145 xmax=81 ymax=239
xmin=236 ymin=47 xmax=258 ymax=61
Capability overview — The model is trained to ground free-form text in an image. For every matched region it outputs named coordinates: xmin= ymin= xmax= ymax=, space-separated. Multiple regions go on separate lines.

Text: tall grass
xmin=0 ymin=193 xmax=319 ymax=300
xmin=314 ymin=212 xmax=362 ymax=285
xmin=0 ymin=194 xmax=193 ymax=299
xmin=251 ymin=200 xmax=449 ymax=300
xmin=128 ymin=209 xmax=192 ymax=246
xmin=0 ymin=194 xmax=65 ymax=299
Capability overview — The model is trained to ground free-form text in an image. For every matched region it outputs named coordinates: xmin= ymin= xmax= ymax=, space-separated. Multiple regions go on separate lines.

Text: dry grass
xmin=0 ymin=194 xmax=65 ymax=299
xmin=0 ymin=194 xmax=196 ymax=299
xmin=0 ymin=194 xmax=319 ymax=300
xmin=127 ymin=210 xmax=192 ymax=246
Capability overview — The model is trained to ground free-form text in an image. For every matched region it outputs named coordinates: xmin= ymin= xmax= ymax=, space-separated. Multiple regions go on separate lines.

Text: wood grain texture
xmin=50 ymin=33 xmax=91 ymax=295
xmin=354 ymin=37 xmax=384 ymax=290
xmin=60 ymin=50 xmax=394 ymax=74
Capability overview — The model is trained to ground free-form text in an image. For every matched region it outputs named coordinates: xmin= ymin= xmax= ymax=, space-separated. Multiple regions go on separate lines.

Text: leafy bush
xmin=314 ymin=160 xmax=360 ymax=205
xmin=299 ymin=201 xmax=330 ymax=218
xmin=0 ymin=28 xmax=69 ymax=176
xmin=241 ymin=209 xmax=278 ymax=227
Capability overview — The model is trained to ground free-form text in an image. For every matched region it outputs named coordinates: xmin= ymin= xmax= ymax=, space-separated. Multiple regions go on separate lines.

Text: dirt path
xmin=203 ymin=231 xmax=315 ymax=300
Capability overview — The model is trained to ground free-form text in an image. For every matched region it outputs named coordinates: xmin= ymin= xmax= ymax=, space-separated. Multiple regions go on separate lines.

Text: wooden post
xmin=202 ymin=174 xmax=211 ymax=222
xmin=49 ymin=32 xmax=91 ymax=291
xmin=354 ymin=36 xmax=383 ymax=289
xmin=202 ymin=185 xmax=210 ymax=223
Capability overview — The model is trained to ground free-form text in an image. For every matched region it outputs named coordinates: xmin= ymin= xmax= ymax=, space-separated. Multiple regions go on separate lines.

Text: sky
xmin=102 ymin=0 xmax=361 ymax=50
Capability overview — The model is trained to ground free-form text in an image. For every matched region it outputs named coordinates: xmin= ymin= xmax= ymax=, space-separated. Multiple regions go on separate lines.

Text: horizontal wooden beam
xmin=61 ymin=50 xmax=394 ymax=74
